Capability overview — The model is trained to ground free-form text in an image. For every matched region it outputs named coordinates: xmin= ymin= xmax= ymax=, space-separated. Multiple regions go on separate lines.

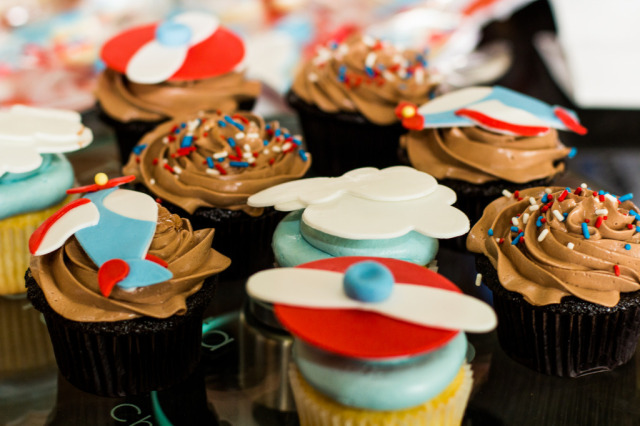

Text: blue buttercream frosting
xmin=294 ymin=332 xmax=467 ymax=411
xmin=272 ymin=210 xmax=438 ymax=267
xmin=0 ymin=154 xmax=74 ymax=220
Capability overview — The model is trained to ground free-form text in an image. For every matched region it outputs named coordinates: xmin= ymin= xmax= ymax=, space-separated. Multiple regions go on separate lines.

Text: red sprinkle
xmin=541 ymin=218 xmax=547 ymax=223
xmin=135 ymin=157 xmax=140 ymax=164
xmin=541 ymin=205 xmax=550 ymax=213
xmin=155 ymin=198 xmax=163 ymax=204
xmin=628 ymin=224 xmax=634 ymax=229
xmin=228 ymin=155 xmax=242 ymax=161
xmin=232 ymin=114 xmax=250 ymax=124
xmin=585 ymin=218 xmax=590 ymax=223
xmin=269 ymin=158 xmax=275 ymax=165
xmin=574 ymin=187 xmax=583 ymax=195
xmin=235 ymin=146 xmax=243 ymax=158
xmin=595 ymin=216 xmax=604 ymax=228
xmin=599 ymin=194 xmax=605 ymax=202
xmin=163 ymin=163 xmax=174 ymax=173
xmin=614 ymin=265 xmax=621 ymax=277
xmin=152 ymin=158 xmax=159 ymax=165
xmin=558 ymin=189 xmax=569 ymax=202
xmin=547 ymin=194 xmax=554 ymax=201
xmin=203 ymin=132 xmax=208 ymax=137
xmin=498 ymin=238 xmax=505 ymax=244
xmin=215 ymin=163 xmax=227 ymax=175
xmin=514 ymin=190 xmax=520 ymax=198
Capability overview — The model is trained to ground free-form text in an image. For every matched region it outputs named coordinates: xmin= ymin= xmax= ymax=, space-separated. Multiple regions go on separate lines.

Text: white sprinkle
xmin=272 ymin=145 xmax=282 ymax=153
xmin=236 ymin=132 xmax=245 ymax=140
xmin=213 ymin=151 xmax=228 ymax=159
xmin=538 ymin=228 xmax=549 ymax=242
xmin=308 ymin=72 xmax=319 ymax=82
xmin=475 ymin=274 xmax=483 ymax=287
xmin=392 ymin=54 xmax=403 ymax=64
xmin=605 ymin=194 xmax=618 ymax=203
xmin=187 ymin=119 xmax=200 ymax=131
xmin=205 ymin=168 xmax=220 ymax=175
xmin=365 ymin=52 xmax=377 ymax=68
xmin=149 ymin=178 xmax=156 ymax=185
xmin=162 ymin=137 xmax=169 ymax=144
xmin=567 ymin=242 xmax=575 ymax=250
xmin=529 ymin=204 xmax=540 ymax=211
xmin=243 ymin=143 xmax=251 ymax=152
xmin=382 ymin=70 xmax=396 ymax=81
xmin=397 ymin=68 xmax=408 ymax=79
xmin=496 ymin=237 xmax=501 ymax=243
xmin=313 ymin=47 xmax=331 ymax=65
xmin=529 ymin=197 xmax=537 ymax=205
xmin=503 ymin=189 xmax=513 ymax=198
xmin=282 ymin=142 xmax=292 ymax=151
xmin=247 ymin=132 xmax=260 ymax=139
xmin=336 ymin=44 xmax=349 ymax=59
xmin=262 ymin=149 xmax=270 ymax=155
xmin=243 ymin=152 xmax=253 ymax=159
xmin=163 ymin=158 xmax=168 ymax=164
xmin=173 ymin=165 xmax=182 ymax=175
xmin=247 ymin=156 xmax=256 ymax=164
xmin=596 ymin=208 xmax=609 ymax=215
xmin=581 ymin=183 xmax=588 ymax=189
xmin=414 ymin=67 xmax=425 ymax=85
xmin=553 ymin=210 xmax=564 ymax=222
xmin=523 ymin=213 xmax=530 ymax=224
xmin=362 ymin=35 xmax=376 ymax=46
xmin=512 ymin=217 xmax=519 ymax=226
xmin=545 ymin=188 xmax=552 ymax=194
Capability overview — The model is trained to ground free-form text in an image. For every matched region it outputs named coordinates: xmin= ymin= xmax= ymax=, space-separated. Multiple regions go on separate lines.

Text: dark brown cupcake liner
xmin=476 ymin=255 xmax=640 ymax=377
xmin=26 ymin=270 xmax=217 ymax=396
xmin=286 ymin=90 xmax=406 ymax=177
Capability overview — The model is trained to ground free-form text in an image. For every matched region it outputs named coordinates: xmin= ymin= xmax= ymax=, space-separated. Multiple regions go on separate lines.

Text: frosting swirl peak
xmin=468 ymin=187 xmax=640 ymax=307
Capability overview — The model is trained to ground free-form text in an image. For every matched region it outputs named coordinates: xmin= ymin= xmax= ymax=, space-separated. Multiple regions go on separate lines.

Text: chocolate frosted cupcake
xmin=27 ymin=177 xmax=230 ymax=395
xmin=398 ymin=86 xmax=586 ymax=225
xmin=96 ymin=11 xmax=261 ymax=163
xmin=124 ymin=111 xmax=311 ymax=279
xmin=288 ymin=34 xmax=439 ymax=176
xmin=467 ymin=185 xmax=640 ymax=377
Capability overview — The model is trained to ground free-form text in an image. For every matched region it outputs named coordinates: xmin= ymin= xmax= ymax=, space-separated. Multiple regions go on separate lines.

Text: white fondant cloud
xmin=0 ymin=105 xmax=93 ymax=177
xmin=248 ymin=166 xmax=469 ymax=240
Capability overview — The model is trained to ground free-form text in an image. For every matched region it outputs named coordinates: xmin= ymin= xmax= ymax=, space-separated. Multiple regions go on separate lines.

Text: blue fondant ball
xmin=343 ymin=261 xmax=394 ymax=303
xmin=156 ymin=21 xmax=192 ymax=47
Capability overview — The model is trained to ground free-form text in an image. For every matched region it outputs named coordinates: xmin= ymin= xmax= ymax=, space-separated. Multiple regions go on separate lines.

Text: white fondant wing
xmin=0 ymin=146 xmax=42 ymax=176
xmin=32 ymin=202 xmax=100 ymax=256
xmin=103 ymin=189 xmax=158 ymax=222
xmin=126 ymin=42 xmax=188 ymax=85
xmin=247 ymin=268 xmax=497 ymax=333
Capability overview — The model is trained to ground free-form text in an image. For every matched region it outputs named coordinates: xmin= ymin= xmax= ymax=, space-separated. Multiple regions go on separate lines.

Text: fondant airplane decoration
xmin=0 ymin=105 xmax=93 ymax=177
xmin=396 ymin=86 xmax=587 ymax=136
xmin=247 ymin=260 xmax=497 ymax=333
xmin=29 ymin=174 xmax=172 ymax=297
xmin=101 ymin=11 xmax=246 ymax=84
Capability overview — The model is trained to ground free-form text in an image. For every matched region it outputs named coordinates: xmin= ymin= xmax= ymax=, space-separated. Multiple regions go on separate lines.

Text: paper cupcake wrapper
xmin=26 ymin=271 xmax=217 ymax=396
xmin=0 ymin=196 xmax=73 ymax=295
xmin=477 ymin=255 xmax=640 ymax=377
xmin=289 ymin=363 xmax=472 ymax=426
xmin=0 ymin=295 xmax=56 ymax=377
xmin=287 ymin=90 xmax=406 ymax=177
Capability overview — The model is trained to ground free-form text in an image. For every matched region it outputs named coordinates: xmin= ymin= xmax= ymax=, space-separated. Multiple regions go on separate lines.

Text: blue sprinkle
xmin=429 ymin=90 xmax=436 ymax=100
xmin=512 ymin=231 xmax=524 ymax=245
xmin=376 ymin=64 xmax=386 ymax=71
xmin=284 ymin=133 xmax=291 ymax=139
xmin=174 ymin=127 xmax=181 ymax=134
xmin=224 ymin=115 xmax=244 ymax=131
xmin=568 ymin=147 xmax=577 ymax=158
xmin=180 ymin=123 xmax=186 ymax=128
xmin=263 ymin=140 xmax=269 ymax=146
xmin=536 ymin=217 xmax=543 ymax=227
xmin=206 ymin=157 xmax=214 ymax=168
xmin=625 ymin=244 xmax=631 ymax=250
xmin=229 ymin=161 xmax=249 ymax=168
xmin=292 ymin=137 xmax=302 ymax=146
xmin=226 ymin=137 xmax=236 ymax=148
xmin=630 ymin=210 xmax=639 ymax=218
xmin=338 ymin=65 xmax=347 ymax=82
xmin=132 ymin=144 xmax=147 ymax=155
xmin=329 ymin=41 xmax=338 ymax=50
xmin=582 ymin=222 xmax=590 ymax=239
xmin=563 ymin=212 xmax=568 ymax=218
xmin=180 ymin=135 xmax=193 ymax=148
xmin=488 ymin=229 xmax=494 ymax=236
xmin=636 ymin=226 xmax=640 ymax=232
xmin=511 ymin=226 xmax=519 ymax=232
xmin=265 ymin=124 xmax=271 ymax=130
xmin=598 ymin=190 xmax=605 ymax=195
xmin=299 ymin=149 xmax=308 ymax=161
xmin=619 ymin=193 xmax=634 ymax=202
xmin=275 ymin=128 xmax=281 ymax=137
xmin=218 ymin=157 xmax=225 ymax=163
xmin=542 ymin=194 xmax=549 ymax=203
xmin=217 ymin=120 xmax=226 ymax=127
xmin=365 ymin=66 xmax=375 ymax=78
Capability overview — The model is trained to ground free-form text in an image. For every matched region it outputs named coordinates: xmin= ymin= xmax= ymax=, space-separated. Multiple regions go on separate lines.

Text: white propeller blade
xmin=247 ymin=268 xmax=496 ymax=333
xmin=126 ymin=42 xmax=188 ymax=85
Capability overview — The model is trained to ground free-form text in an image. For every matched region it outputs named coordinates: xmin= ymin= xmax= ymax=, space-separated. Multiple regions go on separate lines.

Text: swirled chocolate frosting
xmin=467 ymin=186 xmax=640 ymax=307
xmin=30 ymin=206 xmax=230 ymax=322
xmin=96 ymin=69 xmax=261 ymax=123
xmin=401 ymin=127 xmax=571 ymax=184
xmin=291 ymin=34 xmax=439 ymax=125
xmin=123 ymin=111 xmax=311 ymax=216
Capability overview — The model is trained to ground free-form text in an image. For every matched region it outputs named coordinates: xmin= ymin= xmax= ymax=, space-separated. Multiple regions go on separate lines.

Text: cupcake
xmin=123 ymin=111 xmax=311 ymax=280
xmin=248 ymin=166 xmax=469 ymax=267
xmin=26 ymin=175 xmax=230 ymax=396
xmin=287 ymin=33 xmax=439 ymax=176
xmin=246 ymin=256 xmax=497 ymax=424
xmin=0 ymin=105 xmax=92 ymax=295
xmin=96 ymin=11 xmax=261 ymax=163
xmin=397 ymin=86 xmax=587 ymax=224
xmin=467 ymin=185 xmax=640 ymax=377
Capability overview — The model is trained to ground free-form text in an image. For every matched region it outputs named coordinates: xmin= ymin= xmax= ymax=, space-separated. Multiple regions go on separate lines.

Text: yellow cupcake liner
xmin=0 ymin=196 xmax=72 ymax=295
xmin=290 ymin=363 xmax=473 ymax=426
